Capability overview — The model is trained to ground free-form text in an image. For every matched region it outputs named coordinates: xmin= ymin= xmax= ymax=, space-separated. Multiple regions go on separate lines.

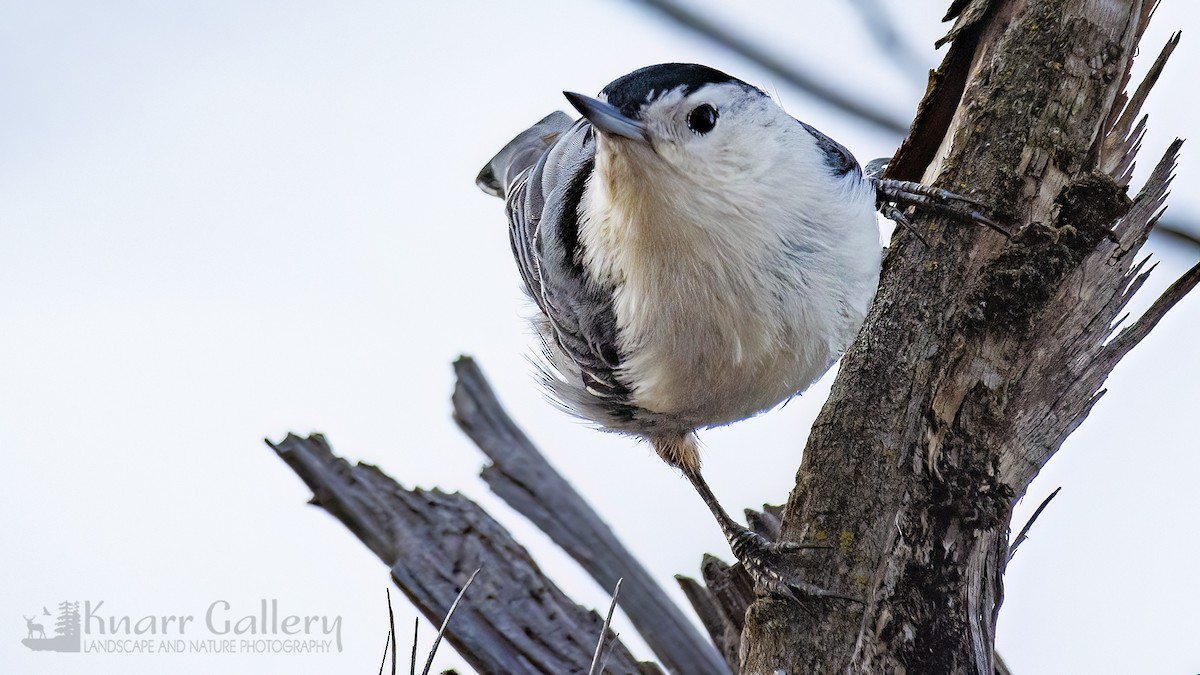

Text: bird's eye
xmin=687 ymin=104 xmax=718 ymax=134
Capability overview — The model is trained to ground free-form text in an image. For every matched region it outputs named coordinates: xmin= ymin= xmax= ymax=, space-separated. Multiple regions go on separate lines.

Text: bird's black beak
xmin=563 ymin=91 xmax=648 ymax=142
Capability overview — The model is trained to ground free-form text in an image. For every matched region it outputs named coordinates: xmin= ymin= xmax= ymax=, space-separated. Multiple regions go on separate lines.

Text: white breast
xmin=579 ymin=139 xmax=881 ymax=430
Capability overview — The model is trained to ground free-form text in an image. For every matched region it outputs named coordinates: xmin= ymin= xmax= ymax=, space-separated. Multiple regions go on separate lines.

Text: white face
xmin=595 ymin=82 xmax=815 ymax=198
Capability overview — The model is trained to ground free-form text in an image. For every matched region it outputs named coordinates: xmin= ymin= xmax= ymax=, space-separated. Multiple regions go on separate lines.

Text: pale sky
xmin=3 ymin=2 xmax=1198 ymax=674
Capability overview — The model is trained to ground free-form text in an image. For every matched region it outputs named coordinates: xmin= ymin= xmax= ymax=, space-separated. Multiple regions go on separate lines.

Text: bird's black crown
xmin=600 ymin=63 xmax=760 ymax=118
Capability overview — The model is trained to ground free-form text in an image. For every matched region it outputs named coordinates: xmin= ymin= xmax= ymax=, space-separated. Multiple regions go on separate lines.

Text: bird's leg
xmin=680 ymin=466 xmax=861 ymax=605
xmin=870 ymin=175 xmax=1011 ymax=239
xmin=653 ymin=435 xmax=860 ymax=605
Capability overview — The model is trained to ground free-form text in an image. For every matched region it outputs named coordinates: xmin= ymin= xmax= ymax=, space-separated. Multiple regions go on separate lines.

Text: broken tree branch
xmin=267 ymin=433 xmax=657 ymax=675
xmin=451 ymin=355 xmax=729 ymax=675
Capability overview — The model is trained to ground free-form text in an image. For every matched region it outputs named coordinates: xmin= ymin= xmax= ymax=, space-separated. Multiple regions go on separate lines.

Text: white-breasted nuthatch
xmin=478 ymin=63 xmax=997 ymax=600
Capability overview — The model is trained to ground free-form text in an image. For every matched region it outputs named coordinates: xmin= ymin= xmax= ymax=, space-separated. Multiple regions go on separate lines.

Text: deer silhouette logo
xmin=21 ymin=601 xmax=81 ymax=652
xmin=23 ymin=616 xmax=46 ymax=640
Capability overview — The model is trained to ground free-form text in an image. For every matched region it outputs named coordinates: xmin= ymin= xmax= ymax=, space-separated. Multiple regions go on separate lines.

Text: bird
xmin=477 ymin=63 xmax=997 ymax=601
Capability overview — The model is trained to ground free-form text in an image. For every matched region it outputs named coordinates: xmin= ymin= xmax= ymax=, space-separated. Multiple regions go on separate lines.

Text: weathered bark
xmin=267 ymin=3 xmax=1199 ymax=673
xmin=739 ymin=1 xmax=1197 ymax=673
xmin=268 ymin=433 xmax=660 ymax=674
xmin=451 ymin=356 xmax=729 ymax=675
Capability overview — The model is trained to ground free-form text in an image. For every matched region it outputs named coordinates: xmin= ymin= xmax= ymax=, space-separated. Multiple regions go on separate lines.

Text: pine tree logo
xmin=21 ymin=601 xmax=80 ymax=652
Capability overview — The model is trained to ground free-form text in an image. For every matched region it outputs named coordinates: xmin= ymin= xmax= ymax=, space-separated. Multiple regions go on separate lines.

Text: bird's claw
xmin=878 ymin=202 xmax=930 ymax=248
xmin=727 ymin=527 xmax=864 ymax=608
xmin=872 ymin=177 xmax=1010 ymax=240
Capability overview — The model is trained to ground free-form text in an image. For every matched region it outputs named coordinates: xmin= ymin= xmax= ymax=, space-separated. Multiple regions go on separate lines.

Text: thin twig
xmin=378 ymin=615 xmax=392 ymax=675
xmin=630 ymin=0 xmax=1200 ymax=251
xmin=421 ymin=568 xmax=482 ymax=675
xmin=625 ymin=0 xmax=909 ymax=135
xmin=844 ymin=0 xmax=929 ymax=81
xmin=388 ymin=589 xmax=398 ymax=675
xmin=1009 ymin=488 xmax=1062 ymax=560
xmin=410 ymin=618 xmax=418 ymax=675
xmin=589 ymin=578 xmax=624 ymax=675
xmin=379 ymin=589 xmax=397 ymax=675
xmin=1153 ymin=219 xmax=1200 ymax=249
xmin=378 ymin=630 xmax=392 ymax=675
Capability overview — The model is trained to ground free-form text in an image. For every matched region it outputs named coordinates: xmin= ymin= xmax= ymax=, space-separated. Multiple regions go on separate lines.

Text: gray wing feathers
xmin=476 ymin=112 xmax=574 ymax=197
xmin=479 ymin=116 xmax=643 ymax=428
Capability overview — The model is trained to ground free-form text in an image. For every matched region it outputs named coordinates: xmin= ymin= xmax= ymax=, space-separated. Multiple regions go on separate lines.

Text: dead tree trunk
xmin=739 ymin=1 xmax=1197 ymax=673
xmin=269 ymin=2 xmax=1199 ymax=673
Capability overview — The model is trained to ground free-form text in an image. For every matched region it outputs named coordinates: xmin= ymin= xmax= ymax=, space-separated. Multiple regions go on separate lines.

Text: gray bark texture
xmin=452 ymin=356 xmax=729 ymax=675
xmin=737 ymin=1 xmax=1198 ymax=673
xmin=267 ymin=1 xmax=1200 ymax=673
xmin=268 ymin=433 xmax=662 ymax=675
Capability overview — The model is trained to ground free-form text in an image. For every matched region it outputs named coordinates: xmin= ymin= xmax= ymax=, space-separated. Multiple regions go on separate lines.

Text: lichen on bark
xmin=737 ymin=2 xmax=1197 ymax=673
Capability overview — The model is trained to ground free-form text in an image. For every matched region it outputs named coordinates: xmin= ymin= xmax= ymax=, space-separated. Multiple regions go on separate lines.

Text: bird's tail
xmin=864 ymin=156 xmax=891 ymax=179
xmin=475 ymin=111 xmax=574 ymax=198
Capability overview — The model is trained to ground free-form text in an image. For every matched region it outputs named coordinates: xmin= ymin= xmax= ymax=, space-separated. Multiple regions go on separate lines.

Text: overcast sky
xmin=2 ymin=2 xmax=1198 ymax=673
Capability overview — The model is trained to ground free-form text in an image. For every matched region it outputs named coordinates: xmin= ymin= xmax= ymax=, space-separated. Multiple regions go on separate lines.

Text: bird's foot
xmin=872 ymin=177 xmax=1010 ymax=240
xmin=727 ymin=526 xmax=863 ymax=606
